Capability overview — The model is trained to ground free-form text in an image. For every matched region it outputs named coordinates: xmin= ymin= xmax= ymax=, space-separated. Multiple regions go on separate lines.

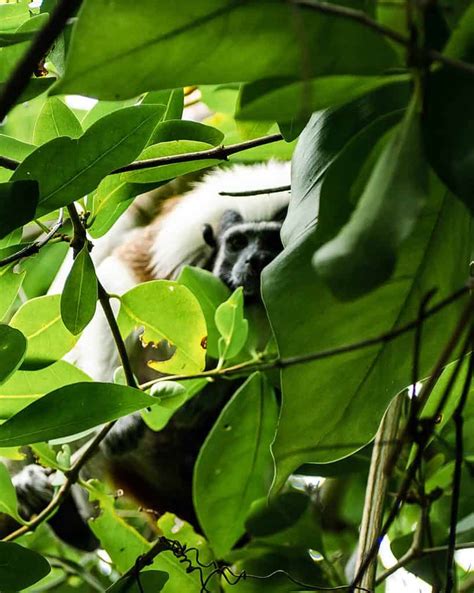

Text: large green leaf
xmin=194 ymin=373 xmax=278 ymax=556
xmin=237 ymin=74 xmax=408 ymax=122
xmin=0 ymin=325 xmax=26 ymax=385
xmin=282 ymin=81 xmax=410 ymax=246
xmin=33 ymin=96 xmax=83 ymax=145
xmin=118 ymin=281 xmax=207 ymax=375
xmin=0 ymin=134 xmax=35 ymax=181
xmin=263 ymin=183 xmax=472 ymax=492
xmin=0 ymin=3 xmax=30 ymax=32
xmin=60 ymin=244 xmax=98 ymax=335
xmin=107 ymin=572 xmax=169 ymax=593
xmin=313 ymin=100 xmax=428 ymax=299
xmin=0 ymin=383 xmax=157 ymax=446
xmin=54 ymin=0 xmax=398 ymax=99
xmin=0 ymin=180 xmax=39 ymax=239
xmin=12 ymin=105 xmax=164 ymax=216
xmin=0 ymin=542 xmax=50 ymax=590
xmin=9 ymin=295 xmax=78 ymax=368
xmin=0 ymin=360 xmax=91 ymax=421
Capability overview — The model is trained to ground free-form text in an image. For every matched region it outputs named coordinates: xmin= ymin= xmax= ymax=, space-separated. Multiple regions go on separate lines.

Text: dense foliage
xmin=0 ymin=0 xmax=473 ymax=592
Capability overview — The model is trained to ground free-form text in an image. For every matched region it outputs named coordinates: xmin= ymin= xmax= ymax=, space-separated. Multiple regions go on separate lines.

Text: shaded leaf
xmin=0 ymin=180 xmax=39 ymax=239
xmin=0 ymin=265 xmax=25 ymax=322
xmin=0 ymin=542 xmax=50 ymax=590
xmin=107 ymin=571 xmax=169 ymax=593
xmin=237 ymin=74 xmax=408 ymax=123
xmin=313 ymin=100 xmax=428 ymax=299
xmin=55 ymin=0 xmax=398 ymax=99
xmin=0 ymin=324 xmax=26 ymax=385
xmin=0 ymin=383 xmax=157 ymax=446
xmin=60 ymin=244 xmax=98 ymax=335
xmin=263 ymin=181 xmax=471 ymax=492
xmin=194 ymin=373 xmax=278 ymax=556
xmin=0 ymin=462 xmax=22 ymax=522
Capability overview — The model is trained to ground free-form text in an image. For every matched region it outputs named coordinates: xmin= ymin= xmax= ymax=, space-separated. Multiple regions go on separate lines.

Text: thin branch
xmin=219 ymin=184 xmax=291 ymax=197
xmin=140 ymin=283 xmax=470 ymax=389
xmin=0 ymin=0 xmax=83 ymax=123
xmin=67 ymin=204 xmax=137 ymax=388
xmin=111 ymin=133 xmax=284 ymax=174
xmin=0 ymin=209 xmax=65 ymax=268
xmin=0 ymin=155 xmax=20 ymax=171
xmin=291 ymin=0 xmax=474 ymax=77
xmin=445 ymin=343 xmax=474 ymax=593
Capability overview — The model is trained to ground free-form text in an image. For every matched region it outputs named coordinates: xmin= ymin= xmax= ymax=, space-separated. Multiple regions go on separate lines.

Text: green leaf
xmin=215 ymin=288 xmax=248 ymax=362
xmin=55 ymin=0 xmax=398 ymax=99
xmin=121 ymin=140 xmax=220 ymax=184
xmin=313 ymin=99 xmax=428 ymax=299
xmin=0 ymin=180 xmax=39 ymax=239
xmin=33 ymin=96 xmax=83 ymax=145
xmin=0 ymin=462 xmax=22 ymax=522
xmin=87 ymin=481 xmax=150 ymax=572
xmin=12 ymin=105 xmax=165 ymax=216
xmin=263 ymin=182 xmax=472 ymax=492
xmin=177 ymin=266 xmax=231 ymax=359
xmin=148 ymin=120 xmax=224 ymax=146
xmin=0 ymin=4 xmax=30 ymax=32
xmin=0 ymin=383 xmax=157 ymax=446
xmin=143 ymin=88 xmax=184 ymax=120
xmin=142 ymin=378 xmax=207 ymax=431
xmin=423 ymin=69 xmax=474 ymax=211
xmin=193 ymin=373 xmax=278 ymax=556
xmin=155 ymin=513 xmax=219 ymax=593
xmin=0 ymin=265 xmax=25 ymax=322
xmin=237 ymin=74 xmax=408 ymax=122
xmin=9 ymin=294 xmax=79 ymax=368
xmin=0 ymin=325 xmax=26 ymax=385
xmin=60 ymin=244 xmax=98 ymax=335
xmin=0 ymin=30 xmax=36 ymax=48
xmin=0 ymin=542 xmax=50 ymax=590
xmin=118 ymin=280 xmax=207 ymax=375
xmin=81 ymin=98 xmax=140 ymax=129
xmin=245 ymin=491 xmax=309 ymax=538
xmin=0 ymin=361 xmax=91 ymax=421
xmin=282 ymin=80 xmax=410 ymax=246
xmin=107 ymin=571 xmax=169 ymax=593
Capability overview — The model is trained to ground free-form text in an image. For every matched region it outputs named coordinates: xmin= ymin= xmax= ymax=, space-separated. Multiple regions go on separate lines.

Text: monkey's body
xmin=2 ymin=161 xmax=291 ymax=548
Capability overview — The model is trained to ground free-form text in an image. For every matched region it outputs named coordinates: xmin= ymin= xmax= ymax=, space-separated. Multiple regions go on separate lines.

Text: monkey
xmin=1 ymin=160 xmax=291 ymax=550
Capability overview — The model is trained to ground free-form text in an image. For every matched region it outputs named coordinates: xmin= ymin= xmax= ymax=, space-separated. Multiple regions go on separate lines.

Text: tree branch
xmin=140 ymin=283 xmax=470 ymax=389
xmin=219 ymin=184 xmax=291 ymax=197
xmin=0 ymin=0 xmax=83 ymax=123
xmin=291 ymin=0 xmax=474 ymax=77
xmin=0 ymin=209 xmax=65 ymax=268
xmin=111 ymin=133 xmax=284 ymax=174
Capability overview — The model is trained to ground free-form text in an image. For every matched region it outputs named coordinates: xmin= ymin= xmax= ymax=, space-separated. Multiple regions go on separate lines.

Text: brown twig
xmin=111 ymin=134 xmax=284 ymax=174
xmin=219 ymin=184 xmax=291 ymax=197
xmin=0 ymin=0 xmax=83 ymax=123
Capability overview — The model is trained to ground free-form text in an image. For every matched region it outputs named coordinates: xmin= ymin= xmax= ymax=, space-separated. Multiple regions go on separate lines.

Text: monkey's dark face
xmin=209 ymin=210 xmax=285 ymax=299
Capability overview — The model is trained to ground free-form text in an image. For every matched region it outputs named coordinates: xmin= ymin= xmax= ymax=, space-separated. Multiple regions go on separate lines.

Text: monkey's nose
xmin=246 ymin=253 xmax=271 ymax=273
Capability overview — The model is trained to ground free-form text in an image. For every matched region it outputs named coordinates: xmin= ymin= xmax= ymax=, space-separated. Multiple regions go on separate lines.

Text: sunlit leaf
xmin=0 ymin=325 xmax=26 ymax=385
xmin=215 ymin=288 xmax=248 ymax=362
xmin=33 ymin=96 xmax=83 ymax=145
xmin=0 ymin=462 xmax=22 ymax=522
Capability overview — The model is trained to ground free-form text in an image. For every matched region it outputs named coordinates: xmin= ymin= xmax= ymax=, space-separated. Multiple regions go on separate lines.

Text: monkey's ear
xmin=219 ymin=209 xmax=243 ymax=233
xmin=202 ymin=223 xmax=217 ymax=248
xmin=273 ymin=205 xmax=288 ymax=222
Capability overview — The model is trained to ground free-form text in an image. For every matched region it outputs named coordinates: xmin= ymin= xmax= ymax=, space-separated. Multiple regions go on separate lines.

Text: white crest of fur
xmin=150 ymin=160 xmax=291 ymax=279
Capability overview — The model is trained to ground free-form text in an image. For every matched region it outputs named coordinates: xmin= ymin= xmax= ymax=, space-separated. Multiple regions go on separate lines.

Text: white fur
xmin=150 ymin=161 xmax=291 ymax=279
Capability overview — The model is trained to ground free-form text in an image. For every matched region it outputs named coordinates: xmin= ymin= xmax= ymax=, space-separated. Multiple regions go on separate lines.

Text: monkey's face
xmin=210 ymin=212 xmax=284 ymax=299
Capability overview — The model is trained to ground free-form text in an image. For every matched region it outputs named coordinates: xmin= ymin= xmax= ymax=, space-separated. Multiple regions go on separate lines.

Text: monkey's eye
xmin=227 ymin=232 xmax=248 ymax=251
